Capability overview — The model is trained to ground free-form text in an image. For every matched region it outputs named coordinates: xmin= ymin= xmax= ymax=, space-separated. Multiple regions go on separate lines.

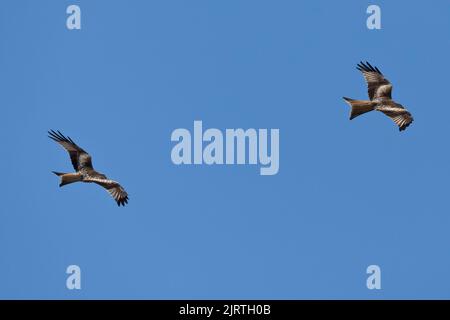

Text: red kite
xmin=343 ymin=61 xmax=414 ymax=131
xmin=49 ymin=130 xmax=129 ymax=206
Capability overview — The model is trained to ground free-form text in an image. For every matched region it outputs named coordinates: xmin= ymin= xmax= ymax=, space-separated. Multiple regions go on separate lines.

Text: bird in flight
xmin=343 ymin=61 xmax=414 ymax=131
xmin=49 ymin=130 xmax=129 ymax=206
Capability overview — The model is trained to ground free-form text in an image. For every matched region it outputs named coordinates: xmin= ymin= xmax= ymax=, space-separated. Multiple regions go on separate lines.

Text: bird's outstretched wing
xmin=84 ymin=175 xmax=129 ymax=206
xmin=357 ymin=61 xmax=392 ymax=100
xmin=48 ymin=130 xmax=92 ymax=171
xmin=378 ymin=106 xmax=414 ymax=131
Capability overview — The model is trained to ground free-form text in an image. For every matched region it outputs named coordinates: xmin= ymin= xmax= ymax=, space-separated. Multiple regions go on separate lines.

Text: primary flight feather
xmin=343 ymin=61 xmax=414 ymax=131
xmin=49 ymin=130 xmax=129 ymax=206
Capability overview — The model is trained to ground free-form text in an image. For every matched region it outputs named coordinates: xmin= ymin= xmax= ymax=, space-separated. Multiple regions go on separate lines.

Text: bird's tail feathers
xmin=343 ymin=97 xmax=376 ymax=120
xmin=52 ymin=172 xmax=82 ymax=187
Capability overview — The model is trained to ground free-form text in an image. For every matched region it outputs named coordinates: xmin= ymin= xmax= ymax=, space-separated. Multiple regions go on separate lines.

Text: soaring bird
xmin=343 ymin=61 xmax=414 ymax=131
xmin=49 ymin=130 xmax=129 ymax=206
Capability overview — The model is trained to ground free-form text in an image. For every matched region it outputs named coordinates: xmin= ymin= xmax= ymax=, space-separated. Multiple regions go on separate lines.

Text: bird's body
xmin=343 ymin=61 xmax=414 ymax=131
xmin=49 ymin=130 xmax=129 ymax=206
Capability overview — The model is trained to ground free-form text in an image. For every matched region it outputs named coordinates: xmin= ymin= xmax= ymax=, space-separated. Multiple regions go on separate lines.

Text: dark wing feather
xmin=84 ymin=174 xmax=129 ymax=207
xmin=357 ymin=61 xmax=392 ymax=100
xmin=378 ymin=106 xmax=414 ymax=131
xmin=48 ymin=130 xmax=92 ymax=171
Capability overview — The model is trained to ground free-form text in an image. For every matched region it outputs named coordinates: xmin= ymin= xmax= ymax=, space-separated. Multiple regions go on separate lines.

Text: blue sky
xmin=1 ymin=0 xmax=450 ymax=299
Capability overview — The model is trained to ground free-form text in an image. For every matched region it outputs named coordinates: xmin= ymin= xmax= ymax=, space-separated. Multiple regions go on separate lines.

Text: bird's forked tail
xmin=343 ymin=97 xmax=376 ymax=120
xmin=52 ymin=171 xmax=83 ymax=187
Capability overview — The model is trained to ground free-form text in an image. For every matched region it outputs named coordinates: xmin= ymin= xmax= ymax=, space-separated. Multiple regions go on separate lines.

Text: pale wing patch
xmin=357 ymin=61 xmax=392 ymax=100
xmin=378 ymin=107 xmax=414 ymax=131
xmin=84 ymin=176 xmax=129 ymax=206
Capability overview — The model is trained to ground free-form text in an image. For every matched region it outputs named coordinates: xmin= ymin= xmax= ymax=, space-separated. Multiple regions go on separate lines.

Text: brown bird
xmin=49 ymin=130 xmax=129 ymax=206
xmin=343 ymin=61 xmax=414 ymax=131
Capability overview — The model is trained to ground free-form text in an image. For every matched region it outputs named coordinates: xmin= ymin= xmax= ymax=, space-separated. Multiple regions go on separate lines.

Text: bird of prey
xmin=49 ymin=130 xmax=129 ymax=206
xmin=343 ymin=61 xmax=414 ymax=131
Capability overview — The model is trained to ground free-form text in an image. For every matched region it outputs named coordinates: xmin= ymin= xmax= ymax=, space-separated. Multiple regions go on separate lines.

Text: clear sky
xmin=1 ymin=0 xmax=450 ymax=299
